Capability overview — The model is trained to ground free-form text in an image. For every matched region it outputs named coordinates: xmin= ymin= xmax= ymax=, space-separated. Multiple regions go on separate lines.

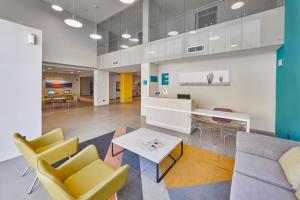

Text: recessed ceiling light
xmin=90 ymin=34 xmax=102 ymax=40
xmin=65 ymin=19 xmax=83 ymax=28
xmin=189 ymin=30 xmax=197 ymax=34
xmin=120 ymin=45 xmax=129 ymax=49
xmin=51 ymin=5 xmax=63 ymax=12
xmin=129 ymin=38 xmax=139 ymax=42
xmin=230 ymin=44 xmax=239 ymax=48
xmin=168 ymin=31 xmax=179 ymax=36
xmin=48 ymin=67 xmax=52 ymax=70
xmin=231 ymin=1 xmax=244 ymax=10
xmin=78 ymin=71 xmax=81 ymax=73
xmin=70 ymin=72 xmax=74 ymax=74
xmin=209 ymin=36 xmax=221 ymax=41
xmin=120 ymin=0 xmax=135 ymax=4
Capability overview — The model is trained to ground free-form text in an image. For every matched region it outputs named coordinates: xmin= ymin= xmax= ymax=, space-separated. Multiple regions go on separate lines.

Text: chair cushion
xmin=64 ymin=159 xmax=114 ymax=198
xmin=230 ymin=172 xmax=297 ymax=200
xmin=34 ymin=140 xmax=64 ymax=153
xmin=279 ymin=147 xmax=300 ymax=190
xmin=235 ymin=151 xmax=294 ymax=192
xmin=296 ymin=190 xmax=300 ymax=200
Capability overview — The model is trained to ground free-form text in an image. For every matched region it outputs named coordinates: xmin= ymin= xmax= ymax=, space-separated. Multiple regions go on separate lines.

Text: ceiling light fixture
xmin=48 ymin=67 xmax=52 ymax=70
xmin=168 ymin=31 xmax=179 ymax=36
xmin=120 ymin=0 xmax=135 ymax=4
xmin=120 ymin=45 xmax=129 ymax=49
xmin=64 ymin=0 xmax=83 ymax=28
xmin=230 ymin=44 xmax=239 ymax=48
xmin=129 ymin=38 xmax=139 ymax=42
xmin=52 ymin=5 xmax=63 ymax=12
xmin=90 ymin=6 xmax=102 ymax=40
xmin=122 ymin=29 xmax=131 ymax=39
xmin=209 ymin=36 xmax=221 ymax=41
xmin=231 ymin=1 xmax=244 ymax=10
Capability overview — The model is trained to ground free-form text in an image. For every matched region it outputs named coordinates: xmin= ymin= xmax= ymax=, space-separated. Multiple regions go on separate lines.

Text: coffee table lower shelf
xmin=111 ymin=141 xmax=183 ymax=183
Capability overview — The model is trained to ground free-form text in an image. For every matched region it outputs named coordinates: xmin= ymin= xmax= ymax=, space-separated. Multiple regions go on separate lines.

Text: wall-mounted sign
xmin=161 ymin=73 xmax=169 ymax=86
xmin=143 ymin=80 xmax=148 ymax=86
xmin=150 ymin=76 xmax=158 ymax=83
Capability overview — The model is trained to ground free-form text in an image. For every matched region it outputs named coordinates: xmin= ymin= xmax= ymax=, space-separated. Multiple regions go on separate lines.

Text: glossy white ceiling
xmin=42 ymin=0 xmax=137 ymax=23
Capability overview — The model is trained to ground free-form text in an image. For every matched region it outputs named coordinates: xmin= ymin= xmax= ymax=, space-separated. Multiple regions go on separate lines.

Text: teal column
xmin=276 ymin=0 xmax=300 ymax=140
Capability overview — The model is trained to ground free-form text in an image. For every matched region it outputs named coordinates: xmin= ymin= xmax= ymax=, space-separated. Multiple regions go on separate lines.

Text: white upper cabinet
xmin=225 ymin=19 xmax=242 ymax=52
xmin=184 ymin=27 xmax=209 ymax=57
xmin=150 ymin=38 xmax=166 ymax=62
xmin=209 ymin=23 xmax=227 ymax=54
xmin=98 ymin=7 xmax=284 ymax=69
xmin=259 ymin=6 xmax=284 ymax=47
xmin=165 ymin=34 xmax=184 ymax=60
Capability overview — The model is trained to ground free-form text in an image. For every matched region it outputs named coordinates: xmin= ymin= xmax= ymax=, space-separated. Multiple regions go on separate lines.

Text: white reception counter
xmin=145 ymin=97 xmax=195 ymax=134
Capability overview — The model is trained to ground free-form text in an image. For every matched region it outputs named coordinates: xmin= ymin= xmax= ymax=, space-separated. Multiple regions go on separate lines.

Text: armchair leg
xmin=21 ymin=165 xmax=31 ymax=177
xmin=28 ymin=176 xmax=38 ymax=194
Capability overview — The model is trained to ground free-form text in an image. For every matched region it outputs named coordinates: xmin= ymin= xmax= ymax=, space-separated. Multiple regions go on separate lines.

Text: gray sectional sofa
xmin=230 ymin=132 xmax=300 ymax=200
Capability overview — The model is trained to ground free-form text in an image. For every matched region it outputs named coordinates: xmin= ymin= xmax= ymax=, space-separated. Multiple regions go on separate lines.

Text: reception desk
xmin=145 ymin=97 xmax=195 ymax=134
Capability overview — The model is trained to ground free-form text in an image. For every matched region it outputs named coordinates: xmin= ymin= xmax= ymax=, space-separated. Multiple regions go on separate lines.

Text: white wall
xmin=109 ymin=75 xmax=120 ymax=100
xmin=0 ymin=0 xmax=97 ymax=68
xmin=43 ymin=72 xmax=80 ymax=96
xmin=80 ymin=77 xmax=93 ymax=96
xmin=0 ymin=19 xmax=42 ymax=161
xmin=157 ymin=48 xmax=276 ymax=132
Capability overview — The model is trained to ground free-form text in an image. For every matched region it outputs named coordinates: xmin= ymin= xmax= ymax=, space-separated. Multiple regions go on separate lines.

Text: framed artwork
xmin=45 ymin=80 xmax=72 ymax=88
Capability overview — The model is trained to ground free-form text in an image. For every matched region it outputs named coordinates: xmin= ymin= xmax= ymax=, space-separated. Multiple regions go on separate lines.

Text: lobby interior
xmin=1 ymin=0 xmax=300 ymax=200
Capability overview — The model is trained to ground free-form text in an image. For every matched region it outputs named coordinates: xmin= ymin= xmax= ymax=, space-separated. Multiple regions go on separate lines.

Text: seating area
xmin=1 ymin=0 xmax=300 ymax=200
xmin=43 ymin=94 xmax=79 ymax=109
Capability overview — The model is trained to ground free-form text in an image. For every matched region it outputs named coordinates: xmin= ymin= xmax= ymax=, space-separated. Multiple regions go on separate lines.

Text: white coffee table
xmin=112 ymin=128 xmax=183 ymax=183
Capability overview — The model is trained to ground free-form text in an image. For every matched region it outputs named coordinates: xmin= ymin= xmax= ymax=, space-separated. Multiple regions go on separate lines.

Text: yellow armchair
xmin=37 ymin=145 xmax=130 ymax=200
xmin=13 ymin=128 xmax=79 ymax=194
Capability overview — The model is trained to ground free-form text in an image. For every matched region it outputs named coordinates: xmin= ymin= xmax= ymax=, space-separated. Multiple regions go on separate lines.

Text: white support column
xmin=143 ymin=0 xmax=149 ymax=43
xmin=141 ymin=63 xmax=150 ymax=116
xmin=94 ymin=69 xmax=109 ymax=106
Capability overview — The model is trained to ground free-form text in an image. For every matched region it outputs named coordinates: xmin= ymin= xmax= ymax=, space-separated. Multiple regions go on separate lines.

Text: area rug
xmin=79 ymin=127 xmax=235 ymax=200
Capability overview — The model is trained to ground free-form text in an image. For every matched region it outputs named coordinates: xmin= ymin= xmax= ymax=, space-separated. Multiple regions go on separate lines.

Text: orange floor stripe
xmin=160 ymin=144 xmax=235 ymax=189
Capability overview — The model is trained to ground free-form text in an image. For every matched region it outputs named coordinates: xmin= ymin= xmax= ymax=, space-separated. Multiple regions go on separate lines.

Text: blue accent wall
xmin=276 ymin=0 xmax=300 ymax=140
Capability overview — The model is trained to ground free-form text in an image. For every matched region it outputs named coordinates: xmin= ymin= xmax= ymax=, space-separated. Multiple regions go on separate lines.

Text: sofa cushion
xmin=230 ymin=172 xmax=297 ymax=200
xmin=235 ymin=151 xmax=294 ymax=192
xmin=279 ymin=147 xmax=300 ymax=190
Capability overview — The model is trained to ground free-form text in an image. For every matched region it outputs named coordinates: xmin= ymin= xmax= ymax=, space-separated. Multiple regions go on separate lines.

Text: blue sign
xmin=143 ymin=80 xmax=148 ymax=86
xmin=161 ymin=73 xmax=169 ymax=86
xmin=150 ymin=76 xmax=158 ymax=83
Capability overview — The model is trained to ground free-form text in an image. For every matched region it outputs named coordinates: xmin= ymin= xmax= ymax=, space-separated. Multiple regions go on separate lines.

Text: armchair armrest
xmin=37 ymin=138 xmax=79 ymax=167
xmin=57 ymin=145 xmax=99 ymax=181
xmin=79 ymin=165 xmax=130 ymax=200
xmin=30 ymin=128 xmax=65 ymax=149
xmin=236 ymin=132 xmax=300 ymax=160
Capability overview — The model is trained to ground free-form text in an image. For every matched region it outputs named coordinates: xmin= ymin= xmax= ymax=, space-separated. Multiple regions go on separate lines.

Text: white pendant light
xmin=90 ymin=6 xmax=102 ymax=40
xmin=120 ymin=0 xmax=135 ymax=4
xmin=90 ymin=34 xmax=102 ymax=40
xmin=231 ymin=1 xmax=244 ymax=10
xmin=129 ymin=38 xmax=139 ymax=42
xmin=52 ymin=5 xmax=63 ymax=12
xmin=122 ymin=29 xmax=131 ymax=39
xmin=64 ymin=0 xmax=83 ymax=28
